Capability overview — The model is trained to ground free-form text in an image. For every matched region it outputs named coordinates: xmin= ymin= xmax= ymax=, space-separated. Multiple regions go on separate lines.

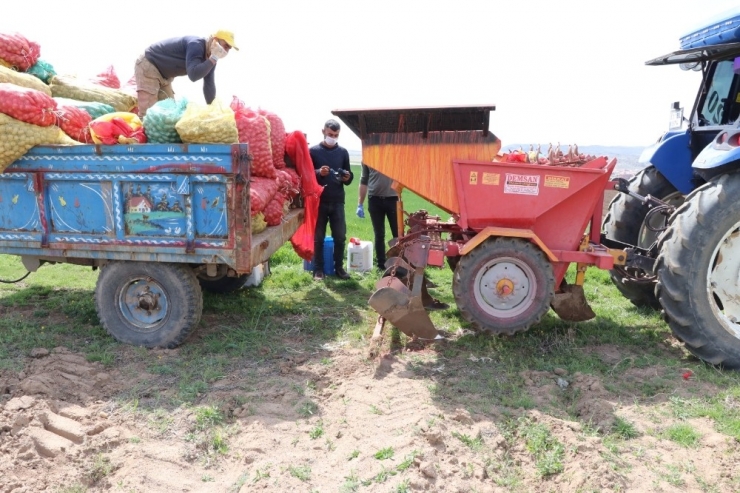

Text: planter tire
xmin=95 ymin=261 xmax=203 ymax=348
xmin=452 ymin=237 xmax=554 ymax=335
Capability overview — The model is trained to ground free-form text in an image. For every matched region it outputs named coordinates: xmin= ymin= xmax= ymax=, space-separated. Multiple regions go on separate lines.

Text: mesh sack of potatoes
xmin=55 ymin=104 xmax=92 ymax=143
xmin=231 ymin=97 xmax=275 ymax=178
xmin=53 ymin=97 xmax=115 ymax=120
xmin=0 ymin=65 xmax=51 ymax=96
xmin=0 ymin=113 xmax=78 ymax=171
xmin=0 ymin=83 xmax=57 ymax=126
xmin=0 ymin=32 xmax=40 ymax=71
xmin=49 ymin=74 xmax=136 ymax=112
xmin=143 ymin=97 xmax=188 ymax=144
xmin=26 ymin=59 xmax=57 ymax=84
xmin=175 ymin=99 xmax=238 ymax=144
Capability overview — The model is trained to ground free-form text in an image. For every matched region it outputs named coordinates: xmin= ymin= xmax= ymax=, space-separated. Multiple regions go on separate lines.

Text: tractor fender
xmin=693 ymin=134 xmax=740 ymax=171
xmin=459 ymin=227 xmax=557 ymax=262
xmin=640 ymin=131 xmax=695 ymax=194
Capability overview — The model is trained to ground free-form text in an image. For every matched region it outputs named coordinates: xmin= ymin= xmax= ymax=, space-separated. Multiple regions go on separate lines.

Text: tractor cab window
xmin=697 ymin=60 xmax=740 ymax=126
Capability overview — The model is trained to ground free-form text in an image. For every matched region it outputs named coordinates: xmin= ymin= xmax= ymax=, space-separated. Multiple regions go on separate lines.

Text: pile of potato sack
xmin=0 ymin=32 xmax=301 ymax=234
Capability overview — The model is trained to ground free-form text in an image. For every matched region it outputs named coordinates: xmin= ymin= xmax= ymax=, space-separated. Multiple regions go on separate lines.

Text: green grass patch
xmin=518 ymin=418 xmax=565 ymax=476
xmin=452 ymin=431 xmax=484 ymax=451
xmin=662 ymin=423 xmax=701 ymax=448
xmin=288 ymin=464 xmax=311 ymax=482
xmin=373 ymin=447 xmax=394 ymax=460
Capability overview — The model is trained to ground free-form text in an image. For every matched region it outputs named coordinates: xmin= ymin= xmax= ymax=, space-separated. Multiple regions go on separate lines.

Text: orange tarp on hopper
xmin=361 ymin=131 xmax=501 ymax=214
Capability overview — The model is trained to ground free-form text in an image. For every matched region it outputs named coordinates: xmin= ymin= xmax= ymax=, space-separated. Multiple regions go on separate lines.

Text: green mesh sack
xmin=143 ymin=98 xmax=188 ymax=143
xmin=53 ymin=97 xmax=115 ymax=120
xmin=26 ymin=59 xmax=56 ymax=84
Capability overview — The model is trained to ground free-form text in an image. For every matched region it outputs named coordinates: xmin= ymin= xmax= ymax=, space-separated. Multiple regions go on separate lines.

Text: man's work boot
xmin=335 ymin=267 xmax=350 ymax=280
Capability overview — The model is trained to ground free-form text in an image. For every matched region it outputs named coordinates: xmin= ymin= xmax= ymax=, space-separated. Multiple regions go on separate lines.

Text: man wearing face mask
xmin=134 ymin=30 xmax=238 ymax=118
xmin=310 ymin=119 xmax=354 ymax=280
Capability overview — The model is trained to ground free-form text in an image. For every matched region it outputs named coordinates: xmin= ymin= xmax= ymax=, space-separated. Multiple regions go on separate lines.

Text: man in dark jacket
xmin=134 ymin=30 xmax=238 ymax=117
xmin=310 ymin=119 xmax=353 ymax=280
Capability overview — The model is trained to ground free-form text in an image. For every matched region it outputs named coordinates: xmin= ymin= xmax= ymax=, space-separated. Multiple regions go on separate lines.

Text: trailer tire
xmin=453 ymin=237 xmax=554 ymax=335
xmin=603 ymin=165 xmax=682 ymax=310
xmin=656 ymin=173 xmax=740 ymax=369
xmin=95 ymin=262 xmax=203 ymax=348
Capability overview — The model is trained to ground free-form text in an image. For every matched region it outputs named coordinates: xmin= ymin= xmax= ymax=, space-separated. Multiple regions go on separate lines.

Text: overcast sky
xmin=3 ymin=0 xmax=739 ymax=151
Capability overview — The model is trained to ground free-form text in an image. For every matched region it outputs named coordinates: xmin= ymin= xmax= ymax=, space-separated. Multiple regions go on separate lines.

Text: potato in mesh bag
xmin=49 ymin=74 xmax=136 ymax=112
xmin=53 ymin=97 xmax=115 ymax=120
xmin=0 ymin=113 xmax=78 ymax=171
xmin=26 ymin=59 xmax=57 ymax=84
xmin=0 ymin=64 xmax=51 ymax=96
xmin=175 ymin=99 xmax=238 ymax=144
xmin=251 ymin=212 xmax=267 ymax=234
xmin=143 ymin=98 xmax=188 ymax=144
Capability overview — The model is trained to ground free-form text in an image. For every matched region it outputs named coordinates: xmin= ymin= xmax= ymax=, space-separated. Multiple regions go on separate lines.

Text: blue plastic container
xmin=303 ymin=237 xmax=335 ymax=275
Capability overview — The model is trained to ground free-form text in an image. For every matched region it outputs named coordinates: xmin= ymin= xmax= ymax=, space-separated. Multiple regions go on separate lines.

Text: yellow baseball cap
xmin=213 ymin=29 xmax=239 ymax=50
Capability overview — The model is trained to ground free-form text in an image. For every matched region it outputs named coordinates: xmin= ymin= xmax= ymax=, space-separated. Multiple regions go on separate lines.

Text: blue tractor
xmin=603 ymin=8 xmax=740 ymax=367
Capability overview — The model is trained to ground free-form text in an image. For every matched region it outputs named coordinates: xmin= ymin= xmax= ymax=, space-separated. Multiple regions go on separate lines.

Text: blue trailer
xmin=0 ymin=143 xmax=304 ymax=348
xmin=602 ymin=7 xmax=740 ymax=367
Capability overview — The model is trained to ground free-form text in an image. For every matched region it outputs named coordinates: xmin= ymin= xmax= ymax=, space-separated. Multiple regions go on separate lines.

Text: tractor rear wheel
xmin=656 ymin=173 xmax=740 ymax=369
xmin=603 ymin=165 xmax=683 ymax=309
xmin=452 ymin=237 xmax=554 ymax=335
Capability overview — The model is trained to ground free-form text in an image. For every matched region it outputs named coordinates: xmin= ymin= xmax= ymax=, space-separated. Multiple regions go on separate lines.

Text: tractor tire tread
xmin=656 ymin=173 xmax=740 ymax=369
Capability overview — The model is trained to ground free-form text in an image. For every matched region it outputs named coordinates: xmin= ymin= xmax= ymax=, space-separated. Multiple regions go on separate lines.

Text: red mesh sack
xmin=276 ymin=169 xmax=299 ymax=199
xmin=0 ymin=33 xmax=40 ymax=71
xmin=90 ymin=117 xmax=147 ymax=145
xmin=90 ymin=65 xmax=121 ymax=89
xmin=284 ymin=167 xmax=301 ymax=190
xmin=250 ymin=176 xmax=278 ymax=214
xmin=0 ymin=83 xmax=56 ymax=126
xmin=230 ymin=96 xmax=275 ymax=178
xmin=56 ymin=104 xmax=92 ymax=143
xmin=258 ymin=108 xmax=286 ymax=169
xmin=285 ymin=131 xmax=324 ymax=261
xmin=263 ymin=191 xmax=287 ymax=226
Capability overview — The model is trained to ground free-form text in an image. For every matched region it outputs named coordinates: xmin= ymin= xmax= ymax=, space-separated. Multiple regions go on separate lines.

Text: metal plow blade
xmin=550 ymin=283 xmax=596 ymax=322
xmin=368 ymin=273 xmax=439 ymax=340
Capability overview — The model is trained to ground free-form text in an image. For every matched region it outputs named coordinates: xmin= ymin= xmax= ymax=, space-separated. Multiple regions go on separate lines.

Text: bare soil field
xmin=2 ymin=335 xmax=739 ymax=493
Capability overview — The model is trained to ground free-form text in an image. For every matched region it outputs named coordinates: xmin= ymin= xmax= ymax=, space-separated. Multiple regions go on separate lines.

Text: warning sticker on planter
xmin=544 ymin=175 xmax=570 ymax=189
xmin=504 ymin=173 xmax=540 ymax=195
xmin=482 ymin=172 xmax=500 ymax=185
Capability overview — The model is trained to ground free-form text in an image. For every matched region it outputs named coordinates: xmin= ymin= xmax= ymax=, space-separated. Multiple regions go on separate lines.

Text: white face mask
xmin=324 ymin=136 xmax=337 ymax=146
xmin=211 ymin=39 xmax=227 ymax=58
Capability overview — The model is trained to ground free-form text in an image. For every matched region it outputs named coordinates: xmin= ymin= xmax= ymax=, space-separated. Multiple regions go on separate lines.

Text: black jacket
xmin=310 ymin=143 xmax=353 ymax=203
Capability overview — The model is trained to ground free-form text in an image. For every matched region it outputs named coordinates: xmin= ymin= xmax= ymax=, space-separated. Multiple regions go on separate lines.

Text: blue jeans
xmin=314 ymin=201 xmax=346 ymax=272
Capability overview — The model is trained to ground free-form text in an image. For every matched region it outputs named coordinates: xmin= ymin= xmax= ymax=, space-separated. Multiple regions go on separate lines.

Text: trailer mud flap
xmin=368 ymin=267 xmax=439 ymax=340
xmin=550 ymin=282 xmax=596 ymax=322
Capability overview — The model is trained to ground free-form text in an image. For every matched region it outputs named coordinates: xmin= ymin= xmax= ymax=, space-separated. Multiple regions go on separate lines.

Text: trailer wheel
xmin=197 ymin=267 xmax=249 ymax=294
xmin=603 ymin=165 xmax=683 ymax=309
xmin=656 ymin=173 xmax=740 ymax=369
xmin=95 ymin=262 xmax=203 ymax=348
xmin=453 ymin=237 xmax=554 ymax=335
